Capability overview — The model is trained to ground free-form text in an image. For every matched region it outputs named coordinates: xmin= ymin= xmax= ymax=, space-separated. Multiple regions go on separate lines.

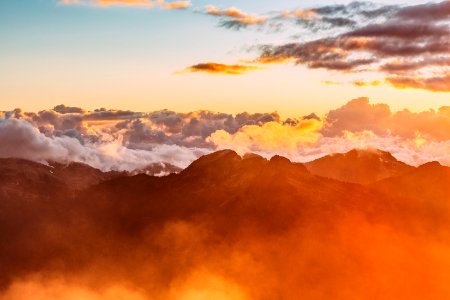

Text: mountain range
xmin=0 ymin=149 xmax=449 ymax=299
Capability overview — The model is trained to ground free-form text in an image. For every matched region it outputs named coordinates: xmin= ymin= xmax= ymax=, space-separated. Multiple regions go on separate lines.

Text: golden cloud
xmin=183 ymin=62 xmax=260 ymax=75
xmin=206 ymin=5 xmax=268 ymax=28
xmin=387 ymin=73 xmax=450 ymax=92
xmin=208 ymin=119 xmax=322 ymax=155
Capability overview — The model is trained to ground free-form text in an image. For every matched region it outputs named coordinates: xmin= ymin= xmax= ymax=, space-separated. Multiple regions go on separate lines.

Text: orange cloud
xmin=208 ymin=119 xmax=322 ymax=155
xmin=183 ymin=62 xmax=260 ymax=75
xmin=280 ymin=9 xmax=318 ymax=21
xmin=255 ymin=56 xmax=294 ymax=65
xmin=206 ymin=5 xmax=268 ymax=28
xmin=254 ymin=1 xmax=450 ymax=92
xmin=387 ymin=73 xmax=450 ymax=92
xmin=320 ymin=80 xmax=383 ymax=87
xmin=321 ymin=80 xmax=342 ymax=86
xmin=352 ymin=80 xmax=383 ymax=87
xmin=160 ymin=0 xmax=189 ymax=10
xmin=3 ymin=98 xmax=450 ymax=169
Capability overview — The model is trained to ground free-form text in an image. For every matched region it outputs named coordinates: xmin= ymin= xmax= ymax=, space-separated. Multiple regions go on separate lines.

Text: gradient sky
xmin=0 ymin=0 xmax=448 ymax=117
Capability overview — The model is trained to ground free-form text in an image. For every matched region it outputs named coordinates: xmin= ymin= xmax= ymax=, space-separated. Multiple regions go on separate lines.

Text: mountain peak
xmin=242 ymin=152 xmax=264 ymax=160
xmin=306 ymin=148 xmax=414 ymax=184
xmin=186 ymin=149 xmax=240 ymax=167
xmin=181 ymin=149 xmax=241 ymax=178
xmin=346 ymin=148 xmax=395 ymax=160
xmin=418 ymin=161 xmax=442 ymax=169
xmin=269 ymin=155 xmax=291 ymax=165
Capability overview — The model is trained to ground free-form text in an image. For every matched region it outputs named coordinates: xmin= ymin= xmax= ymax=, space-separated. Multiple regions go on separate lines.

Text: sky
xmin=1 ymin=3 xmax=450 ymax=299
xmin=0 ymin=0 xmax=449 ymax=117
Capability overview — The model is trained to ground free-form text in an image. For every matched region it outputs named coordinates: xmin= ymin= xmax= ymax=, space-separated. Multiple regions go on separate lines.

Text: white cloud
xmin=0 ymin=118 xmax=210 ymax=171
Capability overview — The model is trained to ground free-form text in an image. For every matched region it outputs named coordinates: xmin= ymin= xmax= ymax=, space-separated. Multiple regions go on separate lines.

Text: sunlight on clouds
xmin=208 ymin=119 xmax=322 ymax=155
xmin=1 ymin=97 xmax=450 ymax=169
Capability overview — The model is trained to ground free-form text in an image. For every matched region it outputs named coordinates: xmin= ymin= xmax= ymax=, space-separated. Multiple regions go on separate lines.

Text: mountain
xmin=0 ymin=158 xmax=67 ymax=201
xmin=305 ymin=148 xmax=414 ymax=184
xmin=372 ymin=161 xmax=450 ymax=212
xmin=0 ymin=158 xmax=122 ymax=196
xmin=49 ymin=161 xmax=125 ymax=190
xmin=1 ymin=151 xmax=449 ymax=299
xmin=0 ymin=158 xmax=181 ymax=194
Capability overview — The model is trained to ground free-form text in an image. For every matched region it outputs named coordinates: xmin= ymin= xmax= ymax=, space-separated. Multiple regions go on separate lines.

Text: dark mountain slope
xmin=1 ymin=151 xmax=450 ymax=299
xmin=305 ymin=148 xmax=414 ymax=184
xmin=373 ymin=161 xmax=450 ymax=202
xmin=77 ymin=150 xmax=373 ymax=235
xmin=371 ymin=162 xmax=450 ymax=227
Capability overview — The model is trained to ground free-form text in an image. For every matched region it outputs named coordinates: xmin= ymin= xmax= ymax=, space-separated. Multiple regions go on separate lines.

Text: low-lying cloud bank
xmin=0 ymin=118 xmax=208 ymax=172
xmin=1 ymin=98 xmax=449 ymax=170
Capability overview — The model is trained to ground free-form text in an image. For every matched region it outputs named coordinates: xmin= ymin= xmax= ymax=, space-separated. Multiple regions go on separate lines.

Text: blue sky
xmin=0 ymin=0 xmax=448 ymax=116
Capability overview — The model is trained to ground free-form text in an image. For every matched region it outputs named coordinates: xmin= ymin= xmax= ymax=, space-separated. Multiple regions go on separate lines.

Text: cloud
xmin=2 ymin=101 xmax=450 ymax=300
xmin=394 ymin=0 xmax=450 ymax=21
xmin=0 ymin=118 xmax=209 ymax=171
xmin=323 ymin=97 xmax=450 ymax=141
xmin=208 ymin=119 xmax=322 ymax=155
xmin=160 ymin=0 xmax=189 ymax=10
xmin=4 ymin=105 xmax=281 ymax=147
xmin=60 ymin=0 xmax=190 ymax=10
xmin=322 ymin=97 xmax=392 ymax=137
xmin=0 ymin=106 xmax=283 ymax=170
xmin=352 ymin=80 xmax=382 ymax=87
xmin=280 ymin=9 xmax=318 ymax=21
xmin=386 ymin=73 xmax=450 ymax=92
xmin=254 ymin=1 xmax=450 ymax=92
xmin=206 ymin=5 xmax=268 ymax=29
xmin=2 ymin=98 xmax=450 ymax=169
xmin=183 ymin=62 xmax=260 ymax=75
xmin=207 ymin=97 xmax=450 ymax=167
xmin=276 ymin=2 xmax=399 ymax=34
xmin=209 ymin=123 xmax=450 ymax=168
xmin=53 ymin=104 xmax=86 ymax=114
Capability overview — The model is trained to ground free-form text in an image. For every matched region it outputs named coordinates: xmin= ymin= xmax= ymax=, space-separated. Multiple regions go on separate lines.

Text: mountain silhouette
xmin=372 ymin=161 xmax=450 ymax=215
xmin=305 ymin=148 xmax=414 ymax=184
xmin=0 ymin=150 xmax=449 ymax=299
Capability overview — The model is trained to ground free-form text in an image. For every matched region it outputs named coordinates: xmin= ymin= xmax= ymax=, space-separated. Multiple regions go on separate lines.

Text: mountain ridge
xmin=1 ymin=149 xmax=449 ymax=298
xmin=305 ymin=148 xmax=415 ymax=184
